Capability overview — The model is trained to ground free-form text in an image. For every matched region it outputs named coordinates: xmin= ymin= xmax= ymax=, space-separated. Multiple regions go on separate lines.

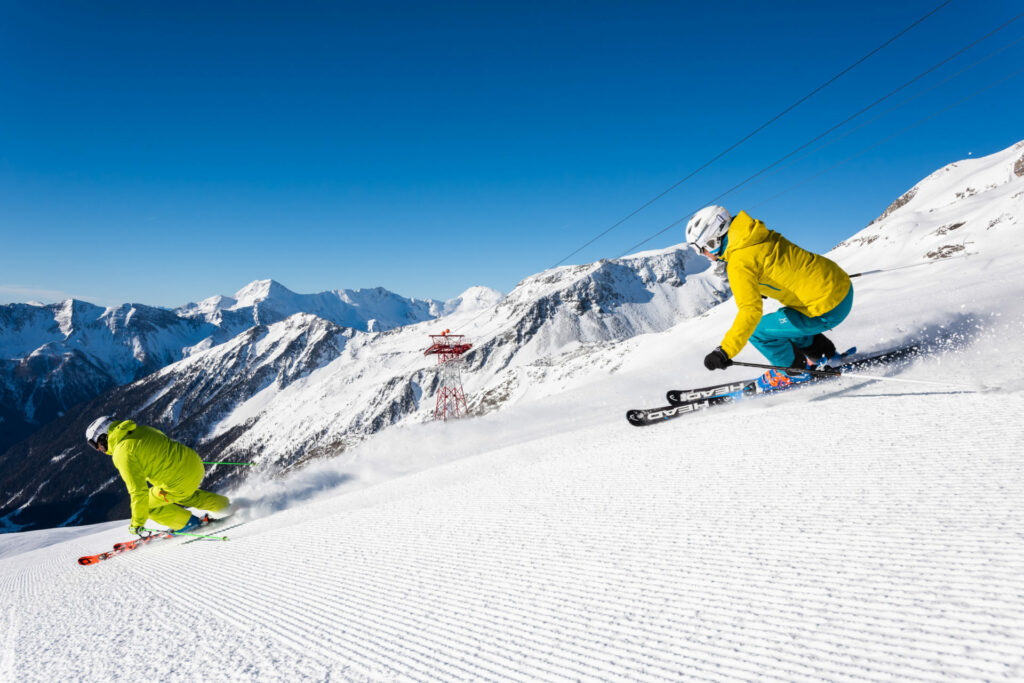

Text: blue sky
xmin=2 ymin=1 xmax=1022 ymax=307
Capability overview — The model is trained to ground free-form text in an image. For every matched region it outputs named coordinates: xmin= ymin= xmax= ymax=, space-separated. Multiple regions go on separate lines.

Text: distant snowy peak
xmin=231 ymin=279 xmax=293 ymax=308
xmin=0 ymin=299 xmax=198 ymax=362
xmin=501 ymin=243 xmax=712 ymax=311
xmin=178 ymin=279 xmax=443 ymax=333
xmin=831 ymin=139 xmax=1023 ymax=270
xmin=188 ymin=294 xmax=237 ymax=316
xmin=456 ymin=243 xmax=728 ymax=374
xmin=442 ymin=286 xmax=504 ymax=315
xmin=53 ymin=299 xmax=105 ymax=338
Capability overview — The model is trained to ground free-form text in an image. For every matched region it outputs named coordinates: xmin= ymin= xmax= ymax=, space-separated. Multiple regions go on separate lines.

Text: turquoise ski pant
xmin=749 ymin=285 xmax=854 ymax=368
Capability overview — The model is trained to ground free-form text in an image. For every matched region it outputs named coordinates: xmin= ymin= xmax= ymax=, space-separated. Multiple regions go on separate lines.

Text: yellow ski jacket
xmin=719 ymin=211 xmax=851 ymax=358
xmin=107 ymin=420 xmax=205 ymax=528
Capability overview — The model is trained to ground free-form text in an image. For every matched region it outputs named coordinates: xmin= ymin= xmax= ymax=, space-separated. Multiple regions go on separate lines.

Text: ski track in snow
xmin=2 ymin=383 xmax=1023 ymax=681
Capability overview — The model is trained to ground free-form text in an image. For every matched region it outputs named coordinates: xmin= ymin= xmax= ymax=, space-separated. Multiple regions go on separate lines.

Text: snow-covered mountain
xmin=0 ymin=244 xmax=726 ymax=530
xmin=0 ymin=300 xmax=215 ymax=450
xmin=2 ymin=140 xmax=1022 ymax=534
xmin=833 ymin=139 xmax=1024 ymax=269
xmin=1 ymin=142 xmax=1022 ymax=681
xmin=0 ymin=242 xmax=729 ymax=532
xmin=0 ymin=281 xmax=458 ymax=453
xmin=177 ymin=279 xmax=452 ymax=334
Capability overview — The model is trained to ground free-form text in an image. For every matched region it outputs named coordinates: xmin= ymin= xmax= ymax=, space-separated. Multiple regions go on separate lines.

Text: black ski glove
xmin=703 ymin=347 xmax=732 ymax=371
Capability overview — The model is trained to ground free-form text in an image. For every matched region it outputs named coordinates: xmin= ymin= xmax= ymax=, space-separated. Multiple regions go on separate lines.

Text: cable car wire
xmin=614 ymin=10 xmax=1024 ymax=257
xmin=547 ymin=0 xmax=956 ymax=270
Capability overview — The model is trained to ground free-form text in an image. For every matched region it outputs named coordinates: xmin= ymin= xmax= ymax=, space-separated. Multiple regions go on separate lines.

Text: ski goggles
xmin=688 ymin=219 xmax=728 ymax=254
xmin=697 ymin=234 xmax=724 ymax=254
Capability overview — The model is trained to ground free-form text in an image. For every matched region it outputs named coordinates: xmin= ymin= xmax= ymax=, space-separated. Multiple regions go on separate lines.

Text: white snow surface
xmin=2 ymin=142 xmax=1024 ymax=680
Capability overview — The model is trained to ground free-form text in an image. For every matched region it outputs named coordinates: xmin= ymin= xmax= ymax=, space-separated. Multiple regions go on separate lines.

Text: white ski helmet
xmin=85 ymin=415 xmax=115 ymax=448
xmin=685 ymin=205 xmax=732 ymax=255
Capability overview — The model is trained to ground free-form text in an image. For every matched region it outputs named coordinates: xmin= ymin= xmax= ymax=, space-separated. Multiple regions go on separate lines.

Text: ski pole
xmin=848 ymin=252 xmax=970 ymax=279
xmin=143 ymin=527 xmax=228 ymax=541
xmin=202 ymin=461 xmax=256 ymax=466
xmin=729 ymin=361 xmax=975 ymax=390
xmin=732 ymin=361 xmax=841 ymax=377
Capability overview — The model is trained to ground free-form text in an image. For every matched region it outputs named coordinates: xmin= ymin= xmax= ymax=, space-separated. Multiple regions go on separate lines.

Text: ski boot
xmin=795 ymin=334 xmax=840 ymax=369
xmin=175 ymin=515 xmax=204 ymax=534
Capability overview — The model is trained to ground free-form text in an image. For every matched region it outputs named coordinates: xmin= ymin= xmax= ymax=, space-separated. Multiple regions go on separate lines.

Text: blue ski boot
xmin=175 ymin=515 xmax=203 ymax=534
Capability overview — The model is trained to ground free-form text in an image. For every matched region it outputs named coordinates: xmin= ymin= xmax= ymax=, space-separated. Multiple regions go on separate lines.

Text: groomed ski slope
xmin=1 ymin=332 xmax=1023 ymax=680
xmin=3 ymin=163 xmax=1024 ymax=680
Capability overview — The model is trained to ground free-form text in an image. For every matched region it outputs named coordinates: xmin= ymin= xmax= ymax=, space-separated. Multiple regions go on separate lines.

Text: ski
xmin=77 ymin=530 xmax=173 ymax=565
xmin=628 ymin=346 xmax=919 ymax=427
xmin=76 ymin=514 xmax=232 ymax=566
xmin=666 ymin=380 xmax=757 ymax=407
xmin=626 ymin=395 xmax=739 ymax=427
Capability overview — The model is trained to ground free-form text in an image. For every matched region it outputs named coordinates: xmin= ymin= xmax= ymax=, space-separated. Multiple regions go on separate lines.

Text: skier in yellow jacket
xmin=685 ymin=206 xmax=853 ymax=390
xmin=85 ymin=416 xmax=230 ymax=535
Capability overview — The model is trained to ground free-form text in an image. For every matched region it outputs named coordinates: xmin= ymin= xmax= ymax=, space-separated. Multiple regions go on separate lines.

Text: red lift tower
xmin=424 ymin=330 xmax=472 ymax=421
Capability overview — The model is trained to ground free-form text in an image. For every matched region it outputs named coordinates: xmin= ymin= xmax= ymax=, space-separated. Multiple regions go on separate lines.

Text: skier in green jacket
xmin=86 ymin=416 xmax=231 ymax=535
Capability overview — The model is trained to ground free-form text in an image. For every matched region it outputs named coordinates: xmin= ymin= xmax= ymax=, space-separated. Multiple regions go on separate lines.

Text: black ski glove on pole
xmin=703 ymin=347 xmax=732 ymax=371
